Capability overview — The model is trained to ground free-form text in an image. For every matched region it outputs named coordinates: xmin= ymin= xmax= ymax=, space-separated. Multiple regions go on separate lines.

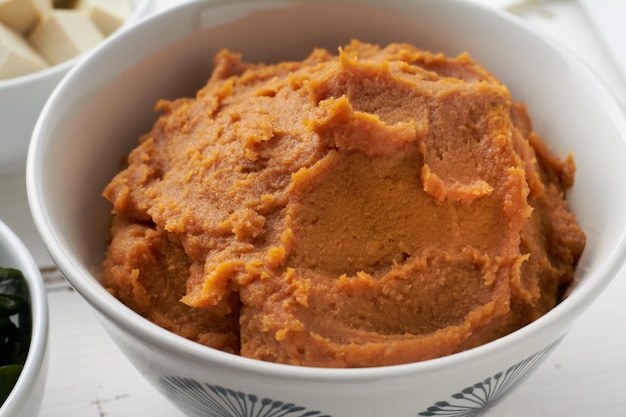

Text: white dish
xmin=0 ymin=220 xmax=48 ymax=417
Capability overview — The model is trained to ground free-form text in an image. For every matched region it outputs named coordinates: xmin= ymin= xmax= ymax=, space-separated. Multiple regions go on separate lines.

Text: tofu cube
xmin=29 ymin=10 xmax=104 ymax=65
xmin=0 ymin=22 xmax=49 ymax=79
xmin=0 ymin=0 xmax=50 ymax=34
xmin=74 ymin=0 xmax=130 ymax=36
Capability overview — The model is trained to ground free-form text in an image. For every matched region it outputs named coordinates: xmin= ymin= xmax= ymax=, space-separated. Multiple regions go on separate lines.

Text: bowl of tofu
xmin=0 ymin=0 xmax=153 ymax=176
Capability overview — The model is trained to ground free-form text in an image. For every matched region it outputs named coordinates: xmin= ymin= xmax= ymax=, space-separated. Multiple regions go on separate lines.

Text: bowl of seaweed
xmin=0 ymin=221 xmax=48 ymax=417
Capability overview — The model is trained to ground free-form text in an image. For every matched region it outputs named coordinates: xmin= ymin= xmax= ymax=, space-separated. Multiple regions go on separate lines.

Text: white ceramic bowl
xmin=0 ymin=0 xmax=154 ymax=176
xmin=26 ymin=0 xmax=626 ymax=416
xmin=0 ymin=220 xmax=48 ymax=417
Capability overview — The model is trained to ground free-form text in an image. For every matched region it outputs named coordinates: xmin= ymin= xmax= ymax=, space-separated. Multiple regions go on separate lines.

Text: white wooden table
xmin=1 ymin=1 xmax=624 ymax=416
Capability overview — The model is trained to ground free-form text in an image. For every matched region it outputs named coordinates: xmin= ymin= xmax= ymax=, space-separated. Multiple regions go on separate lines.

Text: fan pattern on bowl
xmin=158 ymin=376 xmax=331 ymax=417
xmin=157 ymin=340 xmax=560 ymax=417
xmin=418 ymin=340 xmax=561 ymax=417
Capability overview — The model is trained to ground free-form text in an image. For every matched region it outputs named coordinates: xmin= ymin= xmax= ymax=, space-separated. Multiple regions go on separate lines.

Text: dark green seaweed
xmin=0 ymin=268 xmax=31 ymax=406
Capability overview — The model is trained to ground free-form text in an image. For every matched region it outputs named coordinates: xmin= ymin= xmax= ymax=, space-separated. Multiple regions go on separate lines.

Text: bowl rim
xmin=0 ymin=220 xmax=48 ymax=416
xmin=0 ymin=0 xmax=154 ymax=90
xmin=26 ymin=0 xmax=626 ymax=382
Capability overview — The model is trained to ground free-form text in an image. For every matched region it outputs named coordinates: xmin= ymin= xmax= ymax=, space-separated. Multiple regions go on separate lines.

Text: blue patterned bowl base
xmin=159 ymin=376 xmax=332 ymax=417
xmin=157 ymin=340 xmax=560 ymax=417
xmin=418 ymin=340 xmax=562 ymax=416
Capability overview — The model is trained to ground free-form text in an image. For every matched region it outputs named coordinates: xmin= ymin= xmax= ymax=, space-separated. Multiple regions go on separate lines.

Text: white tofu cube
xmin=33 ymin=0 xmax=53 ymax=12
xmin=0 ymin=0 xmax=50 ymax=34
xmin=29 ymin=10 xmax=104 ymax=65
xmin=0 ymin=22 xmax=49 ymax=79
xmin=74 ymin=0 xmax=130 ymax=36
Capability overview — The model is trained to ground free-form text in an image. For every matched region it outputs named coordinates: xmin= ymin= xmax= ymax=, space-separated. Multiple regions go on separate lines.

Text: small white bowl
xmin=26 ymin=0 xmax=626 ymax=416
xmin=0 ymin=0 xmax=154 ymax=176
xmin=0 ymin=220 xmax=48 ymax=417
